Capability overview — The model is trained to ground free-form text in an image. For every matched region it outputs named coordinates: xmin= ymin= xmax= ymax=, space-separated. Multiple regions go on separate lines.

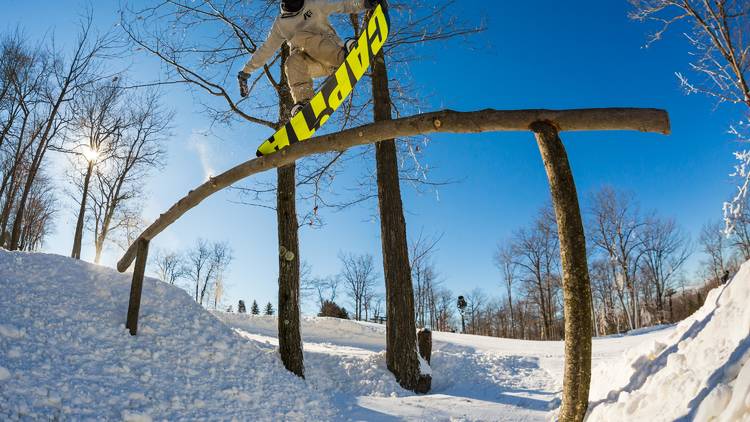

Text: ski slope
xmin=0 ymin=249 xmax=748 ymax=421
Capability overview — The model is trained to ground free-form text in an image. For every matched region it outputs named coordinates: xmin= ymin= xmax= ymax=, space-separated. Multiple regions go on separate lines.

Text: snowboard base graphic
xmin=255 ymin=2 xmax=390 ymax=157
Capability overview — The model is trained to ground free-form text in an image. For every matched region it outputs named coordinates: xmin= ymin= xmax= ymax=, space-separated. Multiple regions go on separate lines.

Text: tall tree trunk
xmin=276 ymin=44 xmax=304 ymax=378
xmin=532 ymin=121 xmax=592 ymax=422
xmin=370 ymin=27 xmax=429 ymax=393
xmin=0 ymin=177 xmax=20 ymax=247
xmin=71 ymin=161 xmax=94 ymax=259
xmin=507 ymin=288 xmax=515 ymax=338
xmin=94 ymin=166 xmax=129 ymax=263
xmin=0 ymin=120 xmax=32 ymax=248
xmin=9 ymin=168 xmax=35 ymax=250
xmin=591 ymin=289 xmax=600 ymax=337
xmin=194 ymin=269 xmax=200 ymax=302
xmin=94 ymin=238 xmax=104 ymax=264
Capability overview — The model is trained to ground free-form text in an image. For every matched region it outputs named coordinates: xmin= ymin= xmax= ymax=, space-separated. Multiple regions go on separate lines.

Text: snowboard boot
xmin=344 ymin=38 xmax=357 ymax=54
xmin=290 ymin=102 xmax=306 ymax=117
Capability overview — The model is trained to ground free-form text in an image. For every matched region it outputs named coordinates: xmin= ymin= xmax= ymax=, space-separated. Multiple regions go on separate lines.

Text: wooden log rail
xmin=117 ymin=108 xmax=669 ymax=274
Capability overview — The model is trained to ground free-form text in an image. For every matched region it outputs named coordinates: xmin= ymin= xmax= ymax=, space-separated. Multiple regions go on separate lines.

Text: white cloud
xmin=188 ymin=130 xmax=216 ymax=181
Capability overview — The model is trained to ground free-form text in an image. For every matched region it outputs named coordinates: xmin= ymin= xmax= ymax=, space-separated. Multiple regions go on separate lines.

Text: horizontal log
xmin=117 ymin=107 xmax=670 ymax=272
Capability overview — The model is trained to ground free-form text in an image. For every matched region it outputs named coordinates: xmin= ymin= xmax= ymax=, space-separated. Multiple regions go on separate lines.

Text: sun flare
xmin=82 ymin=147 xmax=99 ymax=163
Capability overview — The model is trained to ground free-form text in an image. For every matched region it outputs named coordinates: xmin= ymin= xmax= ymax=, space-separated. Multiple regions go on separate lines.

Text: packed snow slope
xmin=0 ymin=251 xmax=335 ymax=420
xmin=586 ymin=260 xmax=750 ymax=421
xmin=1 ymin=249 xmax=748 ymax=421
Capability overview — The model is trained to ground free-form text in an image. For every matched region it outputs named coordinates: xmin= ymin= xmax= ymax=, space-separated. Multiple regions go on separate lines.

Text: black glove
xmin=237 ymin=71 xmax=250 ymax=98
xmin=364 ymin=0 xmax=378 ymax=9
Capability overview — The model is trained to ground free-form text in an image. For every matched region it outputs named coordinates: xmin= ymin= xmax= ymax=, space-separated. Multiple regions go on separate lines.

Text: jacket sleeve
xmin=319 ymin=0 xmax=367 ymax=15
xmin=242 ymin=20 xmax=285 ymax=74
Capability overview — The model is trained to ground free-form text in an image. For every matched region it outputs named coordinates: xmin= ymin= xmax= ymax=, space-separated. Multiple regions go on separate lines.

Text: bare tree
xmin=153 ymin=248 xmax=186 ymax=285
xmin=588 ymin=186 xmax=646 ymax=330
xmin=628 ymin=1 xmax=750 ymax=231
xmin=699 ymin=220 xmax=736 ymax=283
xmin=304 ymin=275 xmax=340 ymax=309
xmin=726 ymin=201 xmax=750 ymax=260
xmin=186 ymin=239 xmax=211 ymax=304
xmin=338 ymin=252 xmax=379 ymax=321
xmin=410 ymin=231 xmax=442 ymax=328
xmin=185 ymin=239 xmax=233 ymax=307
xmin=14 ymin=170 xmax=57 ymax=251
xmin=494 ymin=243 xmax=518 ymax=337
xmin=630 ymin=1 xmax=749 ymax=110
xmin=206 ymin=241 xmax=232 ymax=306
xmin=88 ymin=89 xmax=170 ymax=263
xmin=464 ymin=288 xmax=487 ymax=335
xmin=638 ymin=216 xmax=692 ymax=322
xmin=511 ymin=207 xmax=561 ymax=340
xmin=434 ymin=288 xmax=455 ymax=332
xmin=68 ymin=80 xmax=123 ymax=259
xmin=0 ymin=34 xmax=52 ymax=247
xmin=590 ymin=259 xmax=619 ymax=335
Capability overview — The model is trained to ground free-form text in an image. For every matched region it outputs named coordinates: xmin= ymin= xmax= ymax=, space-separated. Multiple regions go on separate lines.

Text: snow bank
xmin=0 ymin=250 xmax=335 ymax=420
xmin=588 ymin=261 xmax=750 ymax=421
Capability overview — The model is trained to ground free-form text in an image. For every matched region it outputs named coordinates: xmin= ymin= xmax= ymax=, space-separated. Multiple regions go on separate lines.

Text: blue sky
xmin=5 ymin=1 xmax=743 ymax=313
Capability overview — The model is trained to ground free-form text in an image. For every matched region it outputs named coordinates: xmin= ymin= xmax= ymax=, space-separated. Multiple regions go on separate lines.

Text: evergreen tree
xmin=318 ymin=300 xmax=349 ymax=319
xmin=238 ymin=300 xmax=246 ymax=314
xmin=251 ymin=300 xmax=260 ymax=315
xmin=264 ymin=302 xmax=274 ymax=316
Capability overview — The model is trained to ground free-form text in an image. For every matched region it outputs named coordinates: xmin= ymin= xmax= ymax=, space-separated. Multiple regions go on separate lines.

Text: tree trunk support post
xmin=126 ymin=237 xmax=150 ymax=336
xmin=417 ymin=328 xmax=432 ymax=365
xmin=531 ymin=121 xmax=593 ymax=422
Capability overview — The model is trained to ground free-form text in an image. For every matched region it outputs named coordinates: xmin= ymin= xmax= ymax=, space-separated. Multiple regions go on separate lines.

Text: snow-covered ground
xmin=0 ymin=249 xmax=748 ymax=421
xmin=586 ymin=261 xmax=750 ymax=421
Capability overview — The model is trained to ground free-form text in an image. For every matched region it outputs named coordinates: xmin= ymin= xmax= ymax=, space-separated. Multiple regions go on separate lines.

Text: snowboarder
xmin=237 ymin=0 xmax=379 ymax=116
xmin=721 ymin=269 xmax=730 ymax=285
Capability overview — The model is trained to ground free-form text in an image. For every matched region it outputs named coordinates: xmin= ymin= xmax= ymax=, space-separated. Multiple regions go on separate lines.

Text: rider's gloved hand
xmin=237 ymin=71 xmax=250 ymax=97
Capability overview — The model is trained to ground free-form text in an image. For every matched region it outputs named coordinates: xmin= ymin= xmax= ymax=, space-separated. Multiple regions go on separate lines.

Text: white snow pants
xmin=285 ymin=31 xmax=346 ymax=103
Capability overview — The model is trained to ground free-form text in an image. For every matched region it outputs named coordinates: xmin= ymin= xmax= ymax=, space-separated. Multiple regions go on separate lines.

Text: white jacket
xmin=242 ymin=0 xmax=367 ymax=74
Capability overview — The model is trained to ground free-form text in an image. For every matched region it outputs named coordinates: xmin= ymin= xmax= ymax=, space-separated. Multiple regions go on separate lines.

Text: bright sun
xmin=82 ymin=147 xmax=99 ymax=162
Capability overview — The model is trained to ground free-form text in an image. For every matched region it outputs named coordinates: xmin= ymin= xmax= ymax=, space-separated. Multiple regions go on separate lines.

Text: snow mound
xmin=0 ymin=250 xmax=335 ymax=420
xmin=588 ymin=260 xmax=750 ymax=421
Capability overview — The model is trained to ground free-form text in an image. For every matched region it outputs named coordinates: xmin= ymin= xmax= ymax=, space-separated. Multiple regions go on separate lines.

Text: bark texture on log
xmin=531 ymin=121 xmax=592 ymax=422
xmin=117 ymin=107 xmax=670 ymax=272
xmin=371 ymin=32 xmax=429 ymax=394
xmin=276 ymin=44 xmax=304 ymax=378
